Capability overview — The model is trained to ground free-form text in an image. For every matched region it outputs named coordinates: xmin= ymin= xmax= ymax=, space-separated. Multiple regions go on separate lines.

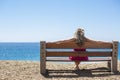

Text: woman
xmin=69 ymin=28 xmax=88 ymax=70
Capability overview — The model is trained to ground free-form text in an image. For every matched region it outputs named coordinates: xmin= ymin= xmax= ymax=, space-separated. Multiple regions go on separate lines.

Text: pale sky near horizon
xmin=0 ymin=0 xmax=120 ymax=42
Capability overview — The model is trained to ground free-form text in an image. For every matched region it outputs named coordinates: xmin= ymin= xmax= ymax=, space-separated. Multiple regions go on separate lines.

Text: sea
xmin=0 ymin=42 xmax=120 ymax=61
xmin=0 ymin=43 xmax=40 ymax=61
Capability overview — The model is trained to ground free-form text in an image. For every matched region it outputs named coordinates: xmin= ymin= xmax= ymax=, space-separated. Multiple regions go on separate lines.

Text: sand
xmin=0 ymin=61 xmax=120 ymax=80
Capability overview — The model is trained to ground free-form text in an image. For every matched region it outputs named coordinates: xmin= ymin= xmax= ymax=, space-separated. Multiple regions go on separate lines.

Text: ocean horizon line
xmin=0 ymin=42 xmax=40 ymax=43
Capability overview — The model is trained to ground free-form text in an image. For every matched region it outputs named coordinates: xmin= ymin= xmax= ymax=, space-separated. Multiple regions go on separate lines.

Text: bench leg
xmin=111 ymin=41 xmax=118 ymax=73
xmin=107 ymin=61 xmax=111 ymax=70
xmin=40 ymin=41 xmax=46 ymax=75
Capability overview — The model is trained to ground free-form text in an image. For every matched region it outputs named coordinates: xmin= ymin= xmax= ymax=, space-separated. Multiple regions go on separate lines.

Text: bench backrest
xmin=41 ymin=41 xmax=118 ymax=58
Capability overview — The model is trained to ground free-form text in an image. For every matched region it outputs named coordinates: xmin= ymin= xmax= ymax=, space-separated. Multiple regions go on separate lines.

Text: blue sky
xmin=0 ymin=0 xmax=120 ymax=42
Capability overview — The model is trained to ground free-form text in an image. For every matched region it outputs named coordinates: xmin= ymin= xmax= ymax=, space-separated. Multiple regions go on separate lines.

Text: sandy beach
xmin=0 ymin=61 xmax=120 ymax=80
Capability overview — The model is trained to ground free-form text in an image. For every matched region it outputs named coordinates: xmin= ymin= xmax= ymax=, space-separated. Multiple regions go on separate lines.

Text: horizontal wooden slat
xmin=46 ymin=40 xmax=112 ymax=49
xmin=46 ymin=51 xmax=112 ymax=57
xmin=46 ymin=57 xmax=111 ymax=62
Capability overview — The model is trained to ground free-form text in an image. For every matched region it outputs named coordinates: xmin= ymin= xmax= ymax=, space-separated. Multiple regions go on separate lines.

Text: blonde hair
xmin=74 ymin=28 xmax=85 ymax=44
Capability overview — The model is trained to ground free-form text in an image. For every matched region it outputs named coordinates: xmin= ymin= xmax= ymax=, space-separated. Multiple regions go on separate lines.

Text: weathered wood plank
xmin=46 ymin=57 xmax=111 ymax=62
xmin=111 ymin=41 xmax=118 ymax=72
xmin=46 ymin=51 xmax=112 ymax=57
xmin=40 ymin=41 xmax=46 ymax=75
xmin=46 ymin=38 xmax=112 ymax=49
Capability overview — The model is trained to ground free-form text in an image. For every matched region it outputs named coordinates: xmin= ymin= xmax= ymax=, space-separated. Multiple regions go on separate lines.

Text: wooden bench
xmin=40 ymin=38 xmax=119 ymax=75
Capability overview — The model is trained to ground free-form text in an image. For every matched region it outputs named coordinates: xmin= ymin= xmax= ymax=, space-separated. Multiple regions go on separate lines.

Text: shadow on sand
xmin=43 ymin=67 xmax=120 ymax=78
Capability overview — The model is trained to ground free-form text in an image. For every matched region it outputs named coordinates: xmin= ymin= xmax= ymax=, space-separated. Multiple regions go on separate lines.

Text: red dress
xmin=69 ymin=48 xmax=88 ymax=61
